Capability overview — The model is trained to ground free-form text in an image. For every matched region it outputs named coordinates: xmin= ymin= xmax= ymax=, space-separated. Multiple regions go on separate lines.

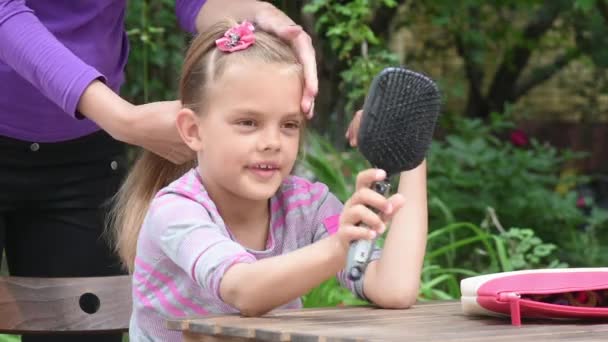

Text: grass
xmin=0 ymin=255 xmax=19 ymax=342
xmin=0 ymin=337 xmax=19 ymax=342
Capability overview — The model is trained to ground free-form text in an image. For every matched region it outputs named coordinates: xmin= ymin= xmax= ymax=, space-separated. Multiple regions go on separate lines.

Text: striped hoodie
xmin=129 ymin=168 xmax=380 ymax=341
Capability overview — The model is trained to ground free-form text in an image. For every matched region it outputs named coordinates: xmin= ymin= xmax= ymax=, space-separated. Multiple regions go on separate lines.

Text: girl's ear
xmin=176 ymin=108 xmax=204 ymax=151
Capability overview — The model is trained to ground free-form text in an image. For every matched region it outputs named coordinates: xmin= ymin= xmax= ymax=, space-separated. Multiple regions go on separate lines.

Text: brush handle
xmin=346 ymin=179 xmax=391 ymax=281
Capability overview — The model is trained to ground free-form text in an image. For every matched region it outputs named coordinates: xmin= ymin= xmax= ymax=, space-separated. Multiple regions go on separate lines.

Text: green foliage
xmin=304 ymin=0 xmax=396 ymax=59
xmin=397 ymin=0 xmax=608 ymax=118
xmin=571 ymin=6 xmax=608 ymax=68
xmin=574 ymin=0 xmax=597 ymax=12
xmin=340 ymin=51 xmax=399 ymax=114
xmin=300 ymin=131 xmax=369 ymax=202
xmin=123 ymin=0 xmax=187 ymax=103
xmin=304 ymin=0 xmax=400 ymax=114
xmin=427 ymin=113 xmax=608 ymax=266
xmin=302 ymin=276 xmax=367 ymax=308
xmin=497 ymin=228 xmax=566 ymax=270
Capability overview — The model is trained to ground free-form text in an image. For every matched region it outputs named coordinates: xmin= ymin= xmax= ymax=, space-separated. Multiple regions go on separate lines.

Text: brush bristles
xmin=358 ymin=67 xmax=441 ymax=175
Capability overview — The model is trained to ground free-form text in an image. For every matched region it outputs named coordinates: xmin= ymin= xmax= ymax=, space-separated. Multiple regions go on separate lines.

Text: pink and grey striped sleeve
xmin=150 ymin=194 xmax=257 ymax=305
xmin=310 ymin=187 xmax=382 ymax=301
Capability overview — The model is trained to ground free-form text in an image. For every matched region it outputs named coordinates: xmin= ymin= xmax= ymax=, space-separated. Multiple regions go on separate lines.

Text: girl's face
xmin=195 ymin=60 xmax=303 ymax=202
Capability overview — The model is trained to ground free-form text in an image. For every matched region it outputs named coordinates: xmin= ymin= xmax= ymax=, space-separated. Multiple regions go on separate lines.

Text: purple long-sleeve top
xmin=0 ymin=0 xmax=206 ymax=142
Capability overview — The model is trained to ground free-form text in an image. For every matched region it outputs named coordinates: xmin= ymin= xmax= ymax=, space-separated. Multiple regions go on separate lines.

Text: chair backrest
xmin=0 ymin=275 xmax=132 ymax=334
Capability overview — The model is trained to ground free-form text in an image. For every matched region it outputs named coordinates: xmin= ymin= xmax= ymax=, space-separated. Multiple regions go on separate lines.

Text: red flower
xmin=509 ymin=129 xmax=529 ymax=147
xmin=576 ymin=196 xmax=586 ymax=208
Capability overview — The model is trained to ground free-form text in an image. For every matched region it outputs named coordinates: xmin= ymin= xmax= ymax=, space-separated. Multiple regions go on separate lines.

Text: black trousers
xmin=0 ymin=131 xmax=127 ymax=342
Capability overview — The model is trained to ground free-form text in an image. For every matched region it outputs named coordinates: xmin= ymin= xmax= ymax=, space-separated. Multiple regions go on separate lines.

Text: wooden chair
xmin=0 ymin=275 xmax=132 ymax=335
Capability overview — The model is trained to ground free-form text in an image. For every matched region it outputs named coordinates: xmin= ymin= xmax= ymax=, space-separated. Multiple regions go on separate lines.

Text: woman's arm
xmin=0 ymin=1 xmax=192 ymax=163
xmin=77 ymin=81 xmax=192 ymax=164
xmin=362 ymin=160 xmax=429 ymax=308
xmin=0 ymin=0 xmax=103 ymax=118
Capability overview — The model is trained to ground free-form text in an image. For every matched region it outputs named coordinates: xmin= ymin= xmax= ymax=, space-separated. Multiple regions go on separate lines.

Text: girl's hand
xmin=345 ymin=109 xmax=363 ymax=147
xmin=336 ymin=169 xmax=406 ymax=251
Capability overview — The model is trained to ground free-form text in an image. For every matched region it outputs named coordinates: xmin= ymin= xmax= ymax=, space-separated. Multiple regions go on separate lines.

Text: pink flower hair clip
xmin=215 ymin=21 xmax=256 ymax=52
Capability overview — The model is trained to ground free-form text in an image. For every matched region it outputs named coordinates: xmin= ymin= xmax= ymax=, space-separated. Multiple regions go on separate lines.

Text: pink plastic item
xmin=460 ymin=268 xmax=608 ymax=326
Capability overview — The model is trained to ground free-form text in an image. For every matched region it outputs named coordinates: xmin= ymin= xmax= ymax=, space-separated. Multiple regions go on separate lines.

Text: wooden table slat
xmin=170 ymin=301 xmax=608 ymax=341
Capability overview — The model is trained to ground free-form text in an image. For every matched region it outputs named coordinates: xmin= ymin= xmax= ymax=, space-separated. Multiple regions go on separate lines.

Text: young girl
xmin=111 ymin=20 xmax=428 ymax=341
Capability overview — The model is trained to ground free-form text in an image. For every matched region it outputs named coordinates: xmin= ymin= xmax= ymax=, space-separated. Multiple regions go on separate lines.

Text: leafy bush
xmin=427 ymin=113 xmax=608 ymax=266
xmin=123 ymin=0 xmax=186 ymax=103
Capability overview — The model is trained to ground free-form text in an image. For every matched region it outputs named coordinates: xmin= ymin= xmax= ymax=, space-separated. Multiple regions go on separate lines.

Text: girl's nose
xmin=258 ymin=128 xmax=281 ymax=152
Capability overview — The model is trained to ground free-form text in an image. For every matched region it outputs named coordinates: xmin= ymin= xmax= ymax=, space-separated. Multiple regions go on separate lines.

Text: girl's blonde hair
xmin=109 ymin=19 xmax=302 ymax=272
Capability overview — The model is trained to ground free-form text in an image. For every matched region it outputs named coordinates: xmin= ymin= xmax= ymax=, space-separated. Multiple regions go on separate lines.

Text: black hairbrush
xmin=346 ymin=67 xmax=441 ymax=281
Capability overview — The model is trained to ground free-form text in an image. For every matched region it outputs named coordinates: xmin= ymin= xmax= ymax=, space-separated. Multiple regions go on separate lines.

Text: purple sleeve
xmin=175 ymin=0 xmax=208 ymax=34
xmin=151 ymin=194 xmax=256 ymax=305
xmin=310 ymin=187 xmax=382 ymax=301
xmin=0 ymin=0 xmax=104 ymax=118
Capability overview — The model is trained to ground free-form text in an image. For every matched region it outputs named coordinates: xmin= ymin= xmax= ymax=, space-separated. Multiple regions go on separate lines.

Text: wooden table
xmin=167 ymin=301 xmax=608 ymax=341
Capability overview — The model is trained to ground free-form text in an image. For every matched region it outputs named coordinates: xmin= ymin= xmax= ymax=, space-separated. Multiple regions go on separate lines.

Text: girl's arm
xmin=362 ymin=160 xmax=428 ymax=308
xmin=219 ymin=169 xmax=401 ymax=317
xmin=220 ymin=233 xmax=350 ymax=317
xmin=220 ymin=225 xmax=381 ymax=317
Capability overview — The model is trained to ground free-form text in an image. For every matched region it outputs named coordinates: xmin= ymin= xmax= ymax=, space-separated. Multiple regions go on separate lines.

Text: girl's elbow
xmin=232 ymin=293 xmax=271 ymax=317
xmin=390 ymin=294 xmax=417 ymax=309
xmin=376 ymin=294 xmax=416 ymax=309
xmin=372 ymin=286 xmax=418 ymax=309
xmin=238 ymin=306 xmax=266 ymax=317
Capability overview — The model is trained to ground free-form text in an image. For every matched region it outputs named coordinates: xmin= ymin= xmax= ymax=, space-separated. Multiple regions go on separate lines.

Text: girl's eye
xmin=237 ymin=119 xmax=256 ymax=127
xmin=283 ymin=121 xmax=301 ymax=130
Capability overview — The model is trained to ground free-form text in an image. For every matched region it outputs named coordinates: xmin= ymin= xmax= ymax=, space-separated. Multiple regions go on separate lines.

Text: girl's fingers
xmin=355 ymin=168 xmax=386 ymax=191
xmin=345 ymin=110 xmax=362 ymax=147
xmin=349 ymin=188 xmax=392 ymax=216
xmin=377 ymin=193 xmax=406 ymax=222
xmin=342 ymin=204 xmax=385 ymax=235
xmin=340 ymin=224 xmax=378 ymax=242
xmin=388 ymin=193 xmax=406 ymax=212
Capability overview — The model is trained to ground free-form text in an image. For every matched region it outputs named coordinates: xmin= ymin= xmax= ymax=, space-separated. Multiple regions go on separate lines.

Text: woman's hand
xmin=252 ymin=3 xmax=317 ymax=118
xmin=78 ymin=80 xmax=194 ymax=164
xmin=336 ymin=168 xmax=405 ymax=251
xmin=128 ymin=100 xmax=195 ymax=164
xmin=196 ymin=1 xmax=318 ymax=117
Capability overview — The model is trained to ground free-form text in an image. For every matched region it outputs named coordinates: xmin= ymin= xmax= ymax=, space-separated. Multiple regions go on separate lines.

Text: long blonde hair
xmin=109 ymin=20 xmax=302 ymax=272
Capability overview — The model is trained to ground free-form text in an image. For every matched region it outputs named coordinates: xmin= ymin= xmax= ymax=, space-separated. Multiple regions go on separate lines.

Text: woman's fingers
xmin=254 ymin=5 xmax=318 ymax=116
